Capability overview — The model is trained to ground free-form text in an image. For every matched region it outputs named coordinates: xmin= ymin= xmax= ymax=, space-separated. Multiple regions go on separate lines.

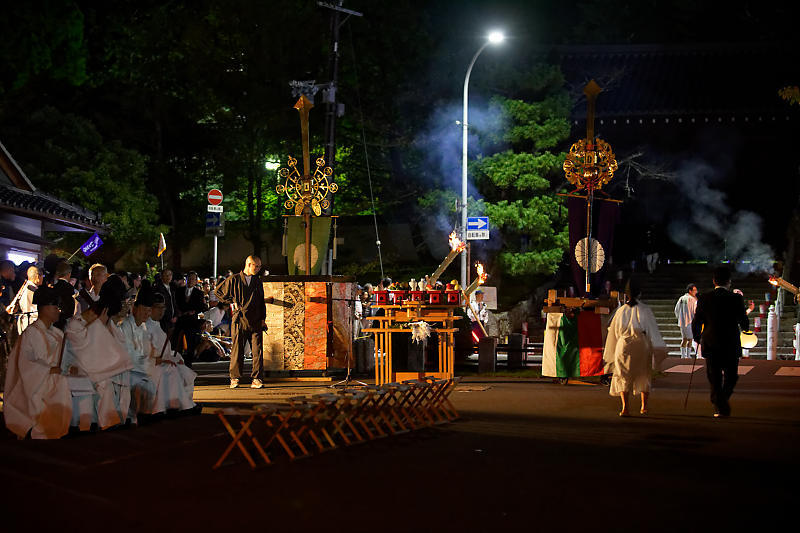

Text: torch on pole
xmin=462 ymin=262 xmax=489 ymax=337
xmin=428 ymin=231 xmax=466 ymax=288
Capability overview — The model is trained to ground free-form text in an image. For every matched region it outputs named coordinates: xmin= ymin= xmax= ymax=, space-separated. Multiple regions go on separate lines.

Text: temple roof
xmin=546 ymin=42 xmax=798 ymax=119
xmin=0 ymin=141 xmax=106 ymax=232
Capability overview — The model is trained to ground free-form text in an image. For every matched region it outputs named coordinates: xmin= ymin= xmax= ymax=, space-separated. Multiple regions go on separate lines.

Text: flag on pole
xmin=80 ymin=232 xmax=103 ymax=257
xmin=157 ymin=233 xmax=167 ymax=257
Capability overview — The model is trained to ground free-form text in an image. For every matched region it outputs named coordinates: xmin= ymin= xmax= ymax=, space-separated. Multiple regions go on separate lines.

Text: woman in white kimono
xmin=604 ymin=281 xmax=666 ymax=416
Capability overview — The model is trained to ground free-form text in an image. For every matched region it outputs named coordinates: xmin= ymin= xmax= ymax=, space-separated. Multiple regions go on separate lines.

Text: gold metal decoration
xmin=563 ymin=137 xmax=618 ymax=191
xmin=276 ymin=95 xmax=338 ymax=273
xmin=276 ymin=95 xmax=337 ymax=217
xmin=561 ymin=80 xmax=620 ymax=294
xmin=276 ymin=155 xmax=337 ymax=216
xmin=563 ymin=80 xmax=618 ymax=193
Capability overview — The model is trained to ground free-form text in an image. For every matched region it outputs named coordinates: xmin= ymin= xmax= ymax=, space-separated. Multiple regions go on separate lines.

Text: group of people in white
xmin=4 ymin=274 xmax=196 ymax=439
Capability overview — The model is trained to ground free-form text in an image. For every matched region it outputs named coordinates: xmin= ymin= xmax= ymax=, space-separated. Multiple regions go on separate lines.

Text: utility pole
xmin=317 ymin=1 xmax=362 ymax=215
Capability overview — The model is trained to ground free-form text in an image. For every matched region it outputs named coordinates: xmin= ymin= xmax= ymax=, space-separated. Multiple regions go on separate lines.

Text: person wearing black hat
xmin=119 ymin=287 xmax=162 ymax=422
xmin=146 ymin=292 xmax=196 ymax=412
xmin=64 ymin=275 xmax=134 ymax=430
xmin=3 ymin=286 xmax=73 ymax=439
xmin=604 ymin=279 xmax=667 ymax=417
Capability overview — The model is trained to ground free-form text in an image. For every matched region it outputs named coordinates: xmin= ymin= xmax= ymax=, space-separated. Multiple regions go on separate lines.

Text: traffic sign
xmin=207 ymin=189 xmax=223 ymax=205
xmin=467 ymin=217 xmax=488 ymax=230
xmin=206 ymin=212 xmax=224 ymax=237
xmin=206 ymin=212 xmax=222 ymax=228
xmin=467 ymin=216 xmax=489 ymax=240
xmin=207 ymin=205 xmax=223 ymax=213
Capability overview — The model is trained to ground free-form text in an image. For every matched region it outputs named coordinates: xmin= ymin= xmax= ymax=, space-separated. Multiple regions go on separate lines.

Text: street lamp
xmin=461 ymin=30 xmax=505 ymax=291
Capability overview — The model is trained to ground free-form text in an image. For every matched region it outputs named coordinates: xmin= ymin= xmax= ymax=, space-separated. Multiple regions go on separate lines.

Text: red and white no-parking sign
xmin=207 ymin=189 xmax=223 ymax=205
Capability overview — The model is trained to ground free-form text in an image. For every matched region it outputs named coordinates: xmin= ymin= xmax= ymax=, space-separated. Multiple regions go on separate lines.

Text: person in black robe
xmin=214 ymin=256 xmax=267 ymax=389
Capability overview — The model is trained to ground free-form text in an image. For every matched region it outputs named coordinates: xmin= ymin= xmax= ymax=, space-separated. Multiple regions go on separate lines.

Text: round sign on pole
xmin=575 ymin=237 xmax=605 ymax=273
xmin=208 ymin=189 xmax=223 ymax=205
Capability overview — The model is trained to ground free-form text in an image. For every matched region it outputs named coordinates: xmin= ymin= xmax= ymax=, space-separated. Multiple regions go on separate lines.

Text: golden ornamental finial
xmin=276 ymin=97 xmax=337 ymax=216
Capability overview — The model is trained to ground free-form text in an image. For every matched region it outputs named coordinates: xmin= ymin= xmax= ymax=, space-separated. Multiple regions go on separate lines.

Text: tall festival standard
xmin=276 ymin=95 xmax=338 ymax=275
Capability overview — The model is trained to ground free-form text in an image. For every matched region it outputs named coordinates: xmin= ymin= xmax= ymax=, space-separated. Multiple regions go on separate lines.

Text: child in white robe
xmin=3 ymin=287 xmax=72 ymax=439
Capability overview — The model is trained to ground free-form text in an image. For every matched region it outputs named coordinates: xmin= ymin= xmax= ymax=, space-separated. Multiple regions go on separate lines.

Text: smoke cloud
xmin=414 ymin=99 xmax=506 ymax=257
xmin=667 ymin=158 xmax=774 ymax=273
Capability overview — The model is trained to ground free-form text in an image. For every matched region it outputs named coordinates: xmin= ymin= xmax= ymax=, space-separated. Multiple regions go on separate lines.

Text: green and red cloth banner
xmin=543 ymin=310 xmax=606 ymax=378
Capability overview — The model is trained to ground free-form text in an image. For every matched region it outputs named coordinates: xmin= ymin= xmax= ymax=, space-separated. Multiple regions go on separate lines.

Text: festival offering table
xmin=541 ymin=290 xmax=618 ymax=380
xmin=363 ymin=302 xmax=459 ymax=385
xmin=262 ymin=275 xmax=356 ymax=371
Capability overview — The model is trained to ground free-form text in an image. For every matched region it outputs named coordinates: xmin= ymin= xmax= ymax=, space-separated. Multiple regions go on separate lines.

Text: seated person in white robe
xmin=147 ymin=292 xmax=196 ymax=412
xmin=64 ymin=275 xmax=133 ymax=430
xmin=604 ymin=280 xmax=666 ymax=417
xmin=119 ymin=288 xmax=161 ymax=421
xmin=3 ymin=287 xmax=72 ymax=439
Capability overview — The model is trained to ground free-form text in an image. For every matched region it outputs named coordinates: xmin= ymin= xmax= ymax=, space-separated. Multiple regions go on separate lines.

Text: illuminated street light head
xmin=487 ymin=31 xmax=505 ymax=44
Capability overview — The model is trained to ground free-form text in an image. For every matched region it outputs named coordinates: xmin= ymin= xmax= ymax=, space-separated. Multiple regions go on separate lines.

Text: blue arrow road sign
xmin=467 ymin=217 xmax=488 ymax=230
xmin=206 ymin=212 xmax=222 ymax=228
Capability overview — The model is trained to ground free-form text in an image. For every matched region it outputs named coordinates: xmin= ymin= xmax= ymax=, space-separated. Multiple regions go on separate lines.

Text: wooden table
xmin=363 ymin=303 xmax=460 ymax=385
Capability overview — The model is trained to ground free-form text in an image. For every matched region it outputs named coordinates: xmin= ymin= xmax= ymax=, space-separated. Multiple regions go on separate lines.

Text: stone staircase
xmin=641 ymin=263 xmax=797 ymax=360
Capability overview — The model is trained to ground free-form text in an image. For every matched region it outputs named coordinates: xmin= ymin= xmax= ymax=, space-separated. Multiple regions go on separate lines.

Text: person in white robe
xmin=3 ymin=287 xmax=72 ymax=439
xmin=12 ymin=266 xmax=43 ymax=335
xmin=64 ymin=275 xmax=133 ymax=430
xmin=674 ymin=284 xmax=698 ymax=358
xmin=147 ymin=292 xmax=196 ymax=411
xmin=119 ymin=288 xmax=160 ymax=421
xmin=604 ymin=281 xmax=667 ymax=416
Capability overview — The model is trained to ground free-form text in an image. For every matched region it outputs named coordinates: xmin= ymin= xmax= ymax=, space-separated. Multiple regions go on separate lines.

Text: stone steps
xmin=627 ymin=264 xmax=798 ymax=360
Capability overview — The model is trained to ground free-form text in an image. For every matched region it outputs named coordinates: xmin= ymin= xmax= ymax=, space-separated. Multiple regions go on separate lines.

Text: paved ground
xmin=1 ymin=358 xmax=798 ymax=532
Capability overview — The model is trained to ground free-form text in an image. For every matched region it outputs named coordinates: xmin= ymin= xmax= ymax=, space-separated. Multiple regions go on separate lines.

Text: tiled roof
xmin=547 ymin=43 xmax=799 ymax=118
xmin=0 ymin=183 xmax=107 ymax=231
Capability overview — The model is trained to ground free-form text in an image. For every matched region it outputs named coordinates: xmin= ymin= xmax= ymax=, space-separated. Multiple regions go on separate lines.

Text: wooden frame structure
xmin=363 ymin=302 xmax=459 ymax=385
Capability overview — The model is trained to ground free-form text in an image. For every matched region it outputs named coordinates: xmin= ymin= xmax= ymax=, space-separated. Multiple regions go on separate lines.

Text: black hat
xmin=32 ymin=286 xmax=60 ymax=307
xmin=97 ymin=274 xmax=126 ymax=316
xmin=134 ymin=287 xmax=155 ymax=307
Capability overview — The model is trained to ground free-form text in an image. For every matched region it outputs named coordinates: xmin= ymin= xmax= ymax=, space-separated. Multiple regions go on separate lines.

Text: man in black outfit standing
xmin=215 ymin=256 xmax=267 ymax=389
xmin=52 ymin=261 xmax=76 ymax=330
xmin=692 ymin=266 xmax=749 ymax=417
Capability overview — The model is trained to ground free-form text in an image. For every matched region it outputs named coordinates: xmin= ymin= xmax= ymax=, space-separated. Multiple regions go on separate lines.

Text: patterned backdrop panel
xmin=331 ymin=282 xmax=356 ymax=368
xmin=303 ymin=282 xmax=328 ymax=370
xmin=262 ymin=281 xmax=285 ymax=370
xmin=283 ymin=281 xmax=305 ymax=370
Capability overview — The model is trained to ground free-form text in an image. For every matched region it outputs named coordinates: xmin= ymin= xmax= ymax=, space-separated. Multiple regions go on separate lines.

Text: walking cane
xmin=683 ymin=352 xmax=698 ymax=410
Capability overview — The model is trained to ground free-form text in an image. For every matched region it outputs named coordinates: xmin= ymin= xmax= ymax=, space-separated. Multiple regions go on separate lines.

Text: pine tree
xmin=471 ymin=64 xmax=572 ymax=277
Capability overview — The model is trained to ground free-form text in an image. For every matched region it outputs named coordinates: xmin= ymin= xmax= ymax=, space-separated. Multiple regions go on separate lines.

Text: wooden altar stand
xmin=364 ymin=302 xmax=459 ymax=386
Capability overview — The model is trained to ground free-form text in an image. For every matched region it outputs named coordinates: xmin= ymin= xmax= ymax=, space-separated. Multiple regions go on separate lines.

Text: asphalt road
xmin=1 ymin=358 xmax=798 ymax=532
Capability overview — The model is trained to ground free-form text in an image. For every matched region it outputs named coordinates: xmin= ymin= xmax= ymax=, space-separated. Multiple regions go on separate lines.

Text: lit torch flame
xmin=428 ymin=231 xmax=467 ymax=289
xmin=463 ymin=262 xmax=488 ymax=296
xmin=448 ymin=231 xmax=467 ymax=253
xmin=769 ymin=276 xmax=799 ymax=296
xmin=463 ymin=261 xmax=489 ymax=337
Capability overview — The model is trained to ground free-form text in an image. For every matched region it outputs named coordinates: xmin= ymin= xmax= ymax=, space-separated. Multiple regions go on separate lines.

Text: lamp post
xmin=461 ymin=30 xmax=504 ymax=291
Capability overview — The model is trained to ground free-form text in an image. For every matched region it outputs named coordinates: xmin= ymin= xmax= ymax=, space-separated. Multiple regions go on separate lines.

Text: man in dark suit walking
xmin=692 ymin=267 xmax=749 ymax=417
xmin=215 ymin=256 xmax=267 ymax=389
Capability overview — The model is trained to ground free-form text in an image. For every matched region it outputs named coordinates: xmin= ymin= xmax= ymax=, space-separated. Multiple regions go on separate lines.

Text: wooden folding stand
xmin=213 ymin=407 xmax=272 ymax=469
